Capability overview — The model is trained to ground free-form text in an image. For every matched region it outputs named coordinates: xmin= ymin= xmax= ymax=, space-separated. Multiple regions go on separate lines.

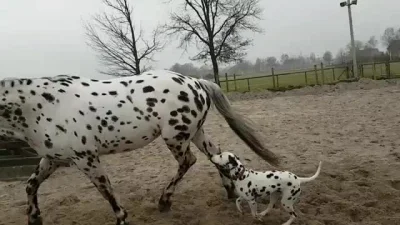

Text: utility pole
xmin=340 ymin=0 xmax=359 ymax=79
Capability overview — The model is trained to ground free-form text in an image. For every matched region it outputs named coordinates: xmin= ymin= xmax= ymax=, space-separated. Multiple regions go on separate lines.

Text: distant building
xmin=387 ymin=40 xmax=400 ymax=60
xmin=357 ymin=48 xmax=385 ymax=62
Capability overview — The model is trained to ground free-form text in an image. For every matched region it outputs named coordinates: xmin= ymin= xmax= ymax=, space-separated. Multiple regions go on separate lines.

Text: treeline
xmin=170 ymin=27 xmax=400 ymax=78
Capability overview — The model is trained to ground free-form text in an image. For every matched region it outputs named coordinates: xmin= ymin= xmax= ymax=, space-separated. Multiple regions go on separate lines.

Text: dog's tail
xmin=298 ymin=161 xmax=322 ymax=184
xmin=198 ymin=79 xmax=280 ymax=167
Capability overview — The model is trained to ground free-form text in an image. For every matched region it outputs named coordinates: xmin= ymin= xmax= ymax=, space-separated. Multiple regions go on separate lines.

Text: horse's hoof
xmin=158 ymin=199 xmax=172 ymax=212
xmin=28 ymin=216 xmax=43 ymax=225
xmin=116 ymin=221 xmax=129 ymax=225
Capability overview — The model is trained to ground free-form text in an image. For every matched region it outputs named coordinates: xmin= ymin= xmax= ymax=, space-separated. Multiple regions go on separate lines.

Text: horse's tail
xmin=198 ymin=79 xmax=280 ymax=166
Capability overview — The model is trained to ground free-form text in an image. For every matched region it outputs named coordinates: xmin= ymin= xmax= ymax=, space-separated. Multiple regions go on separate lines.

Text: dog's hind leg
xmin=191 ymin=129 xmax=236 ymax=199
xmin=248 ymin=199 xmax=263 ymax=221
xmin=259 ymin=191 xmax=280 ymax=217
xmin=280 ymin=191 xmax=300 ymax=225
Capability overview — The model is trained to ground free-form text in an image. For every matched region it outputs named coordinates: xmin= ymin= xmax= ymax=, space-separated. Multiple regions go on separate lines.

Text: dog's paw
xmin=254 ymin=214 xmax=264 ymax=222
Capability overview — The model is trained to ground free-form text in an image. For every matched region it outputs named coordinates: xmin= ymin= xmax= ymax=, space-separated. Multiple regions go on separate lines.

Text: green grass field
xmin=219 ymin=61 xmax=400 ymax=92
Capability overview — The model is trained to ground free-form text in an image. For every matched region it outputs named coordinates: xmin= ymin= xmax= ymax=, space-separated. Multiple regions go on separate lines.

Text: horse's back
xmin=34 ymin=70 xmax=213 ymax=155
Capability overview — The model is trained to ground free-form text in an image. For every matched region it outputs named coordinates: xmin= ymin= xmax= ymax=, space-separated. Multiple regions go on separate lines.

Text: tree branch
xmin=84 ymin=0 xmax=165 ymax=76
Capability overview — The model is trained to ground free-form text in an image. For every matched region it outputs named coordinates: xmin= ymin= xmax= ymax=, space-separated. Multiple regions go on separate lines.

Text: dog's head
xmin=211 ymin=152 xmax=245 ymax=180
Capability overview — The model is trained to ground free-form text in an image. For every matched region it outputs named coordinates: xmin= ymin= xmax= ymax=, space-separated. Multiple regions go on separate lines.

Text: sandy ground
xmin=1 ymin=78 xmax=400 ymax=225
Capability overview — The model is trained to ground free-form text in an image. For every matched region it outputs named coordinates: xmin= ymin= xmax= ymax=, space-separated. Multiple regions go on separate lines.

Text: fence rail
xmin=0 ymin=139 xmax=71 ymax=181
xmin=219 ymin=60 xmax=400 ymax=92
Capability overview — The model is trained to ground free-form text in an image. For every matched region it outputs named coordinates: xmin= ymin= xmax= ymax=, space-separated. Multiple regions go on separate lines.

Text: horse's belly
xmin=96 ymin=121 xmax=161 ymax=155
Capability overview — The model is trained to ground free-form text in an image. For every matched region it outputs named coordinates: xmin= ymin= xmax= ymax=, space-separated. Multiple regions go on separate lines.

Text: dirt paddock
xmin=1 ymin=78 xmax=400 ymax=225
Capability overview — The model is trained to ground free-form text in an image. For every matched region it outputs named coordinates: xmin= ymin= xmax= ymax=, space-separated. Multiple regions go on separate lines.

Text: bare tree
xmin=365 ymin=36 xmax=378 ymax=49
xmin=309 ymin=52 xmax=316 ymax=63
xmin=322 ymin=51 xmax=333 ymax=65
xmin=346 ymin=40 xmax=364 ymax=54
xmin=84 ymin=0 xmax=165 ymax=76
xmin=381 ymin=27 xmax=400 ymax=48
xmin=335 ymin=48 xmax=347 ymax=64
xmin=163 ymin=0 xmax=264 ymax=85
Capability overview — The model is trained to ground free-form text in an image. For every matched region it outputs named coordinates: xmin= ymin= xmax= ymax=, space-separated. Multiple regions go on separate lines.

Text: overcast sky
xmin=1 ymin=0 xmax=399 ymax=79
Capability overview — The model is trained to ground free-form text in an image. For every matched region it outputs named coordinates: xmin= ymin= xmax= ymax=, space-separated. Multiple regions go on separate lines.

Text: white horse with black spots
xmin=0 ymin=70 xmax=280 ymax=225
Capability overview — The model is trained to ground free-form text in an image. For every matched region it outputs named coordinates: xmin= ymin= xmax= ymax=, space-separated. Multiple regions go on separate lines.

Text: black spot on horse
xmin=41 ymin=92 xmax=55 ymax=102
xmin=109 ymin=91 xmax=118 ymax=96
xmin=89 ymin=106 xmax=97 ymax=112
xmin=81 ymin=136 xmax=87 ymax=145
xmin=172 ymin=77 xmax=183 ymax=85
xmin=44 ymin=140 xmax=53 ymax=149
xmin=169 ymin=119 xmax=179 ymax=126
xmin=143 ymin=86 xmax=155 ymax=93
xmin=56 ymin=125 xmax=67 ymax=133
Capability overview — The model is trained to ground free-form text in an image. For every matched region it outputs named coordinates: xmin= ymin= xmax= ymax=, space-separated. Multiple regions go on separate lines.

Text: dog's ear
xmin=228 ymin=155 xmax=238 ymax=167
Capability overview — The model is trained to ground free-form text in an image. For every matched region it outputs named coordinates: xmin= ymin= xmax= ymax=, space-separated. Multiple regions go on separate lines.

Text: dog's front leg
xmin=248 ymin=200 xmax=263 ymax=221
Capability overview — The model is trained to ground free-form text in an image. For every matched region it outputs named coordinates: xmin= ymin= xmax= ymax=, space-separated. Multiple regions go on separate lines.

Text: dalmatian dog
xmin=211 ymin=152 xmax=322 ymax=225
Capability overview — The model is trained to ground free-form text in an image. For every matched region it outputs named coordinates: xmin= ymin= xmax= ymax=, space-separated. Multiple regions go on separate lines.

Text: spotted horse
xmin=0 ymin=70 xmax=280 ymax=225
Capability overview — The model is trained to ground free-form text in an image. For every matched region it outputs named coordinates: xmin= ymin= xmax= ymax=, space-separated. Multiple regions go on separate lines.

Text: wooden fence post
xmin=332 ymin=68 xmax=336 ymax=81
xmin=346 ymin=65 xmax=350 ymax=79
xmin=372 ymin=62 xmax=376 ymax=80
xmin=233 ymin=73 xmax=237 ymax=91
xmin=276 ymin=73 xmax=280 ymax=88
xmin=314 ymin=65 xmax=319 ymax=84
xmin=320 ymin=62 xmax=325 ymax=84
xmin=247 ymin=79 xmax=250 ymax=91
xmin=304 ymin=71 xmax=308 ymax=85
xmin=225 ymin=73 xmax=229 ymax=92
xmin=272 ymin=68 xmax=276 ymax=89
xmin=360 ymin=64 xmax=364 ymax=77
xmin=386 ymin=61 xmax=391 ymax=78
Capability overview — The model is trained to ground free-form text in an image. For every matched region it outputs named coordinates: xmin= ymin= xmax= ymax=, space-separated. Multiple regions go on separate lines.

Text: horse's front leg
xmin=72 ymin=150 xmax=129 ymax=225
xmin=191 ymin=129 xmax=237 ymax=199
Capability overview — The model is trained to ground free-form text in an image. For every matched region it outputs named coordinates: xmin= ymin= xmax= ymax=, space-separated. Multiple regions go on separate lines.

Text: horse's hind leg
xmin=72 ymin=151 xmax=129 ymax=225
xmin=26 ymin=157 xmax=60 ymax=225
xmin=191 ymin=129 xmax=236 ymax=199
xmin=158 ymin=140 xmax=197 ymax=212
